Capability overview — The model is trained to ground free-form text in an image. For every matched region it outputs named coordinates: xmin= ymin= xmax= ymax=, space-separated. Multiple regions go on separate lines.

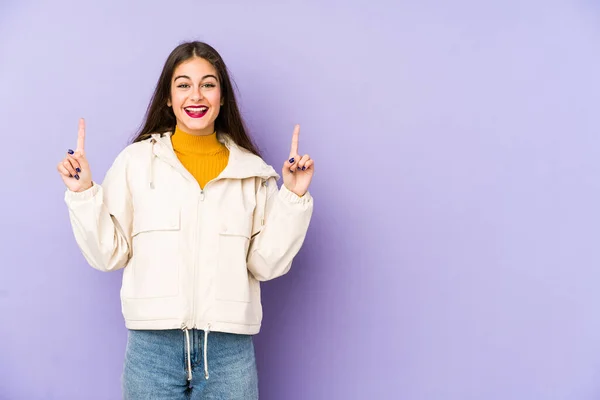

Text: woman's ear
xmin=167 ymin=98 xmax=172 ymax=107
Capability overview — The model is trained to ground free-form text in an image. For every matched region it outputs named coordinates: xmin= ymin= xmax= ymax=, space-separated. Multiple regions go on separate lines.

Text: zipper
xmin=190 ymin=193 xmax=201 ymax=329
xmin=189 ymin=176 xmax=223 ymax=329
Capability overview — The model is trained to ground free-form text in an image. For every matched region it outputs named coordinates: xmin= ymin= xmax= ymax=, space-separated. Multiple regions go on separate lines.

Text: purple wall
xmin=2 ymin=0 xmax=600 ymax=398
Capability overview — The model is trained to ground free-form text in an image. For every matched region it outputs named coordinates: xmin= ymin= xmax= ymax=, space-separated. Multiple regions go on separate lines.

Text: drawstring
xmin=182 ymin=324 xmax=211 ymax=381
xmin=149 ymin=138 xmax=156 ymax=189
xmin=183 ymin=326 xmax=192 ymax=381
xmin=204 ymin=324 xmax=211 ymax=379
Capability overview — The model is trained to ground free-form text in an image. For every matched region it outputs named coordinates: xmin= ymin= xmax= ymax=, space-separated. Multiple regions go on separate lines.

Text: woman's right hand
xmin=57 ymin=118 xmax=93 ymax=192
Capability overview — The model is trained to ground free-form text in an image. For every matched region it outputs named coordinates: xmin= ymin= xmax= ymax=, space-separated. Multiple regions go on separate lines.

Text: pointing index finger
xmin=77 ymin=118 xmax=86 ymax=152
xmin=290 ymin=124 xmax=300 ymax=156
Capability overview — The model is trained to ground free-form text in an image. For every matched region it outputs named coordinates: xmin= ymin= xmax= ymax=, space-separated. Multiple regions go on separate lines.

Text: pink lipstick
xmin=184 ymin=106 xmax=208 ymax=118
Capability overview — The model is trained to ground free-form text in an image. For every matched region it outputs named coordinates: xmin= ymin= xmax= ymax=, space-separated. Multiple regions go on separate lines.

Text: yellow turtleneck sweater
xmin=171 ymin=126 xmax=230 ymax=188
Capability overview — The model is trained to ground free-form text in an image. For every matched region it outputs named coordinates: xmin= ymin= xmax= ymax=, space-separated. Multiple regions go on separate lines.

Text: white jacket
xmin=64 ymin=132 xmax=313 ymax=335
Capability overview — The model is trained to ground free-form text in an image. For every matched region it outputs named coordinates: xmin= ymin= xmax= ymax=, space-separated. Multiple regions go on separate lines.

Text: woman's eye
xmin=202 ymin=83 xmax=216 ymax=89
xmin=177 ymin=84 xmax=190 ymax=88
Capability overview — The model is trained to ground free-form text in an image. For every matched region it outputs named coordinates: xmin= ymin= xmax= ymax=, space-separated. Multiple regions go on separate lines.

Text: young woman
xmin=57 ymin=41 xmax=314 ymax=399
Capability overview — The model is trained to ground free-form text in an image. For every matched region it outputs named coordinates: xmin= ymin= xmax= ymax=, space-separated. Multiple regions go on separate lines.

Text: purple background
xmin=1 ymin=0 xmax=600 ymax=398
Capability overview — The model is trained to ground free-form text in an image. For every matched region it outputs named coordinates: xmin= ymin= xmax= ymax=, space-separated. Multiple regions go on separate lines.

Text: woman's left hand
xmin=282 ymin=124 xmax=314 ymax=197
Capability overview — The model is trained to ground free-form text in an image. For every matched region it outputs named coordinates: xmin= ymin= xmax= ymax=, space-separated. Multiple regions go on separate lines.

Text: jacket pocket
xmin=125 ymin=208 xmax=181 ymax=299
xmin=216 ymin=215 xmax=253 ymax=303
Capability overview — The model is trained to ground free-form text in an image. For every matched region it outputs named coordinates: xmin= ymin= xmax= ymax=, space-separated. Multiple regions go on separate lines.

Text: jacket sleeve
xmin=247 ymin=178 xmax=314 ymax=281
xmin=63 ymin=150 xmax=133 ymax=272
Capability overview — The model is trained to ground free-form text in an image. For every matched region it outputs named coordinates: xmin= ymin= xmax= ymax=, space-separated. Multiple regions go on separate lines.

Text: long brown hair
xmin=131 ymin=41 xmax=261 ymax=157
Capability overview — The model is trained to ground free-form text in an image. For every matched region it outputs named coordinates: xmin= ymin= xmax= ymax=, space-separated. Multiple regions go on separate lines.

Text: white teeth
xmin=185 ymin=107 xmax=208 ymax=112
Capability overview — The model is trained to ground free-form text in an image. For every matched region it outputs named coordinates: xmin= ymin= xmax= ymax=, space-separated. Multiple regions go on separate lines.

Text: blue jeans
xmin=122 ymin=329 xmax=258 ymax=399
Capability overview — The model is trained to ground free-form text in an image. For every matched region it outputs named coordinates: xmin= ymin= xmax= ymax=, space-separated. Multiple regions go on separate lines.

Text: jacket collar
xmin=150 ymin=131 xmax=280 ymax=181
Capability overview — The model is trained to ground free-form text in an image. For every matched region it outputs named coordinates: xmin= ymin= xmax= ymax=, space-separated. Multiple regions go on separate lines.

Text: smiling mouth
xmin=184 ymin=106 xmax=208 ymax=118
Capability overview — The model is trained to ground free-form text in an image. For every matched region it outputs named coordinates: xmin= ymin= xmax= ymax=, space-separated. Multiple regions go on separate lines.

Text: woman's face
xmin=167 ymin=57 xmax=222 ymax=136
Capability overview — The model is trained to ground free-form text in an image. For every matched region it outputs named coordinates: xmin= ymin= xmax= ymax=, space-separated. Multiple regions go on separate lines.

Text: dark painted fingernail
xmin=68 ymin=149 xmax=74 ymax=155
xmin=74 ymin=174 xmax=80 ymax=180
xmin=76 ymin=168 xmax=81 ymax=173
xmin=302 ymin=166 xmax=306 ymax=170
xmin=289 ymin=158 xmax=295 ymax=163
